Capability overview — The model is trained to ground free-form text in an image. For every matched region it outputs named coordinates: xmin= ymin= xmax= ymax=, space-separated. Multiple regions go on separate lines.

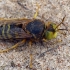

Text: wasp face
xmin=44 ymin=23 xmax=58 ymax=40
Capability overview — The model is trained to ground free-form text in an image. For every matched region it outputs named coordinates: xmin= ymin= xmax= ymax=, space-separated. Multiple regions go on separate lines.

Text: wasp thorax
xmin=26 ymin=19 xmax=44 ymax=39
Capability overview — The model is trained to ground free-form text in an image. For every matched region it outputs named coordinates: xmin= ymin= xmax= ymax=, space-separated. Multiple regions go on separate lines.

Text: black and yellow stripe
xmin=2 ymin=24 xmax=7 ymax=39
xmin=7 ymin=24 xmax=12 ymax=39
xmin=0 ymin=24 xmax=14 ymax=39
xmin=1 ymin=24 xmax=12 ymax=39
xmin=0 ymin=23 xmax=23 ymax=39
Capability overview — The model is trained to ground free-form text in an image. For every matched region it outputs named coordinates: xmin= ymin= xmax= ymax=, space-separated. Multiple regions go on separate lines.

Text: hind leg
xmin=0 ymin=39 xmax=26 ymax=53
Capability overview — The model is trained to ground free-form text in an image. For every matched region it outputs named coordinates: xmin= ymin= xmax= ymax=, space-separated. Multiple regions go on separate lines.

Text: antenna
xmin=55 ymin=15 xmax=67 ymax=31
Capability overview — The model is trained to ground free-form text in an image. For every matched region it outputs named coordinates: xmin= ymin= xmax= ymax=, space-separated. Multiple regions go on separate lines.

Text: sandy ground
xmin=0 ymin=0 xmax=70 ymax=70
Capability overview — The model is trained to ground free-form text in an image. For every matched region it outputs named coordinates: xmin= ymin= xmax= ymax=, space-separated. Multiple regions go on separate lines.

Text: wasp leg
xmin=0 ymin=39 xmax=26 ymax=53
xmin=42 ymin=38 xmax=47 ymax=42
xmin=0 ymin=18 xmax=30 ymax=21
xmin=29 ymin=41 xmax=33 ymax=69
xmin=53 ymin=39 xmax=62 ymax=45
xmin=33 ymin=3 xmax=40 ymax=19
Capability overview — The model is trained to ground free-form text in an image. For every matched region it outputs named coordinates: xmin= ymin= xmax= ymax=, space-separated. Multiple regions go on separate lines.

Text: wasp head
xmin=44 ymin=23 xmax=58 ymax=40
xmin=44 ymin=16 xmax=67 ymax=40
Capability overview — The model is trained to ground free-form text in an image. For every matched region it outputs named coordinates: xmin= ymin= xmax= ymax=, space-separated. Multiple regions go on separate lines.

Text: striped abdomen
xmin=0 ymin=23 xmax=32 ymax=39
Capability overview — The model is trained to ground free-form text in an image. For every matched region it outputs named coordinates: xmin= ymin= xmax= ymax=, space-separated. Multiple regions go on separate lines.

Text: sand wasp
xmin=0 ymin=3 xmax=67 ymax=68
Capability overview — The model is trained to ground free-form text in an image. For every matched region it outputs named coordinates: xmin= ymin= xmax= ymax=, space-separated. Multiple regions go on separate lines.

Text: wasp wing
xmin=0 ymin=18 xmax=33 ymax=39
xmin=0 ymin=18 xmax=32 ymax=25
xmin=5 ymin=23 xmax=32 ymax=39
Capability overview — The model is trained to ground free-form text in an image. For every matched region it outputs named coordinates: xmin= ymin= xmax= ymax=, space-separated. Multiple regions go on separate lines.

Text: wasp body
xmin=0 ymin=19 xmax=45 ymax=40
xmin=0 ymin=17 xmax=66 ymax=41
